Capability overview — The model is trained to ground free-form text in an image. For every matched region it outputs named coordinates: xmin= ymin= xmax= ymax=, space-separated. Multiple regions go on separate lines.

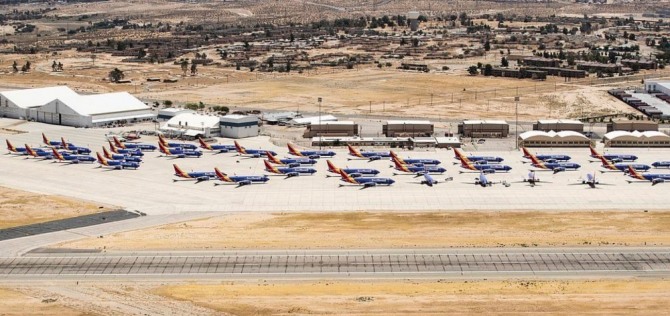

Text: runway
xmin=2 ymin=248 xmax=669 ymax=280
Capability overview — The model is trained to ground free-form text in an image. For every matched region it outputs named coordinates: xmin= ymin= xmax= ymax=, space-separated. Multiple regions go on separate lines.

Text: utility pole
xmin=515 ymin=96 xmax=520 ymax=149
xmin=318 ymin=97 xmax=322 ymax=150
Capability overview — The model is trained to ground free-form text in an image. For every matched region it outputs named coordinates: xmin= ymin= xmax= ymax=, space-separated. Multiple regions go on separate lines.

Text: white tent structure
xmin=518 ymin=130 xmax=591 ymax=147
xmin=0 ymin=86 xmax=154 ymax=127
xmin=603 ymin=131 xmax=670 ymax=147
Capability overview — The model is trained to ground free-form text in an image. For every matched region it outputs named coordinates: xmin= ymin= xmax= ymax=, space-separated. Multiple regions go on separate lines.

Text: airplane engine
xmin=252 ymin=154 xmax=261 ymax=158
xmin=482 ymin=169 xmax=495 ymax=174
xmin=308 ymin=155 xmax=321 ymax=159
xmin=610 ymin=158 xmax=623 ymax=163
xmin=368 ymin=156 xmax=381 ymax=161
xmin=196 ymin=176 xmax=209 ymax=182
xmin=363 ymin=182 xmax=377 ymax=187
xmin=553 ymin=167 xmax=566 ymax=174
xmin=287 ymin=163 xmax=301 ymax=168
xmin=286 ymin=172 xmax=299 ymax=178
xmin=348 ymin=173 xmax=363 ymax=178
xmin=238 ymin=180 xmax=252 ymax=186
xmin=652 ymin=179 xmax=665 ymax=186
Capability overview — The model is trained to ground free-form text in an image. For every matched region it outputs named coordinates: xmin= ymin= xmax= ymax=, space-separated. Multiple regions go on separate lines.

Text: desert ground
xmin=0 ymin=186 xmax=112 ymax=229
xmin=3 ymin=279 xmax=670 ymax=315
xmin=57 ymin=211 xmax=670 ymax=251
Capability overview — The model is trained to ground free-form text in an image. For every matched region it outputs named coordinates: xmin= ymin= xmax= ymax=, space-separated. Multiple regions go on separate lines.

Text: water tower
xmin=408 ymin=11 xmax=420 ymax=31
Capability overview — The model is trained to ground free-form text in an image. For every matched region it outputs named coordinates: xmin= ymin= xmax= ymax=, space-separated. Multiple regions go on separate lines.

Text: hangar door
xmin=60 ymin=114 xmax=82 ymax=127
xmin=33 ymin=110 xmax=60 ymax=125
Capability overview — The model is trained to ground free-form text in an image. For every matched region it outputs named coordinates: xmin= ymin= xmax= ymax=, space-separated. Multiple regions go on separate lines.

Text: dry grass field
xmin=0 ymin=287 xmax=93 ymax=316
xmin=58 ymin=211 xmax=670 ymax=250
xmin=0 ymin=186 xmax=111 ymax=229
xmin=153 ymin=279 xmax=670 ymax=315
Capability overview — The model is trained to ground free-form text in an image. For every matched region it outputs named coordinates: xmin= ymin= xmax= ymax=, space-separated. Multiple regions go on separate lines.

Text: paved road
xmin=2 ymin=248 xmax=669 ymax=280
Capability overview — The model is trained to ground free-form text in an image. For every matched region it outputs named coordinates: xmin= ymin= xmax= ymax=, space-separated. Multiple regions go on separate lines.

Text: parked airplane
xmin=391 ymin=156 xmax=446 ymax=175
xmin=652 ymin=161 xmax=670 ymax=168
xmin=347 ymin=145 xmax=391 ymax=161
xmin=25 ymin=144 xmax=54 ymax=159
xmin=266 ymin=152 xmax=317 ymax=167
xmin=287 ymin=143 xmax=336 ymax=158
xmin=528 ymin=154 xmax=580 ymax=174
xmin=467 ymin=172 xmax=508 ymax=187
xmin=102 ymin=147 xmax=142 ymax=163
xmin=521 ymin=147 xmax=571 ymax=162
xmin=6 ymin=139 xmax=31 ymax=155
xmin=42 ymin=133 xmax=71 ymax=148
xmin=213 ymin=167 xmax=270 ymax=187
xmin=389 ymin=150 xmax=441 ymax=166
xmin=412 ymin=172 xmax=442 ymax=187
xmin=325 ymin=160 xmax=380 ymax=177
xmin=626 ymin=166 xmax=670 ymax=185
xmin=589 ymin=146 xmax=637 ymax=162
xmin=233 ymin=141 xmax=277 ymax=158
xmin=511 ymin=171 xmax=546 ymax=187
xmin=456 ymin=154 xmax=512 ymax=174
xmin=51 ymin=148 xmax=95 ymax=164
xmin=172 ymin=164 xmax=216 ymax=182
xmin=197 ymin=137 xmax=236 ymax=153
xmin=263 ymin=160 xmax=317 ymax=177
xmin=96 ymin=152 xmax=140 ymax=170
xmin=338 ymin=170 xmax=395 ymax=188
xmin=571 ymin=172 xmax=611 ymax=189
xmin=452 ymin=148 xmax=504 ymax=163
xmin=108 ymin=141 xmax=144 ymax=156
xmin=159 ymin=143 xmax=202 ymax=158
xmin=597 ymin=156 xmax=650 ymax=173
xmin=113 ymin=136 xmax=157 ymax=151
xmin=60 ymin=137 xmax=91 ymax=154
xmin=158 ymin=134 xmax=198 ymax=150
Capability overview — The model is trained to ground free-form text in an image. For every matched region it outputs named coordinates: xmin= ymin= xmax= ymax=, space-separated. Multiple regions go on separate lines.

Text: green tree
xmin=467 ymin=65 xmax=479 ymax=75
xmin=181 ymin=60 xmax=188 ymax=75
xmin=108 ymin=68 xmax=124 ymax=82
xmin=163 ymin=100 xmax=173 ymax=107
xmin=483 ymin=64 xmax=493 ymax=76
xmin=484 ymin=39 xmax=490 ymax=51
xmin=12 ymin=61 xmax=18 ymax=73
xmin=501 ymin=57 xmax=508 ymax=67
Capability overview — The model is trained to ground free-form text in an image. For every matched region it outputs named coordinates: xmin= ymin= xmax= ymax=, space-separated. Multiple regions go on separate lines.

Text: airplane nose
xmin=389 ymin=179 xmax=396 ymax=184
xmin=575 ymin=164 xmax=581 ymax=168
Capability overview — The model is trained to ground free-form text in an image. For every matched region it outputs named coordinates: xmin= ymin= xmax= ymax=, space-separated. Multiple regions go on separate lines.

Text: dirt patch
xmin=57 ymin=211 xmax=670 ymax=250
xmin=154 ymin=279 xmax=670 ymax=315
xmin=0 ymin=287 xmax=93 ymax=316
xmin=0 ymin=186 xmax=113 ymax=229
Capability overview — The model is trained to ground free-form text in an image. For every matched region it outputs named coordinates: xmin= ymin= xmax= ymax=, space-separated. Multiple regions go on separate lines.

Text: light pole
xmin=318 ymin=97 xmax=322 ymax=149
xmin=515 ymin=96 xmax=520 ymax=149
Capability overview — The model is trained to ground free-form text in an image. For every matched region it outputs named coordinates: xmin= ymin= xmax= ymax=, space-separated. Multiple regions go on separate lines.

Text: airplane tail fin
xmin=96 ymin=152 xmax=107 ymax=164
xmin=389 ymin=150 xmax=403 ymax=164
xmin=627 ymin=165 xmax=643 ymax=179
xmin=197 ymin=137 xmax=209 ymax=149
xmin=25 ymin=143 xmax=35 ymax=156
xmin=287 ymin=143 xmax=301 ymax=156
xmin=521 ymin=147 xmax=532 ymax=158
xmin=113 ymin=136 xmax=125 ymax=149
xmin=173 ymin=164 xmax=188 ymax=177
xmin=51 ymin=147 xmax=62 ymax=160
xmin=589 ymin=145 xmax=600 ymax=157
xmin=158 ymin=134 xmax=167 ymax=145
xmin=6 ymin=139 xmax=15 ymax=151
xmin=158 ymin=142 xmax=168 ymax=154
xmin=453 ymin=148 xmax=470 ymax=163
xmin=102 ymin=146 xmax=111 ymax=158
xmin=391 ymin=156 xmax=405 ymax=169
xmin=42 ymin=133 xmax=49 ymax=145
xmin=266 ymin=151 xmax=279 ymax=163
xmin=60 ymin=137 xmax=68 ymax=148
xmin=528 ymin=154 xmax=542 ymax=166
xmin=347 ymin=144 xmax=360 ymax=157
xmin=214 ymin=167 xmax=229 ymax=182
xmin=263 ymin=159 xmax=276 ymax=172
xmin=233 ymin=140 xmax=244 ymax=153
xmin=598 ymin=155 xmax=612 ymax=168
xmin=339 ymin=169 xmax=356 ymax=183
xmin=326 ymin=160 xmax=339 ymax=173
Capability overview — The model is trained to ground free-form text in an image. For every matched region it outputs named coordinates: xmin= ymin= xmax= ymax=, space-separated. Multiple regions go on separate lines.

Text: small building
xmin=158 ymin=108 xmax=195 ymax=120
xmin=621 ymin=59 xmax=657 ymax=70
xmin=219 ymin=115 xmax=259 ymax=139
xmin=518 ymin=130 xmax=591 ymax=147
xmin=645 ymin=80 xmax=670 ymax=95
xmin=576 ymin=62 xmax=621 ymax=74
xmin=533 ymin=119 xmax=584 ymax=132
xmin=303 ymin=121 xmax=358 ymax=138
xmin=522 ymin=57 xmax=561 ymax=68
xmin=435 ymin=136 xmax=461 ymax=148
xmin=311 ymin=136 xmax=411 ymax=147
xmin=383 ymin=120 xmax=433 ymax=137
xmin=603 ymin=131 xmax=670 ymax=147
xmin=161 ymin=113 xmax=220 ymax=138
xmin=262 ymin=111 xmax=300 ymax=125
xmin=458 ymin=120 xmax=509 ymax=138
xmin=607 ymin=120 xmax=658 ymax=132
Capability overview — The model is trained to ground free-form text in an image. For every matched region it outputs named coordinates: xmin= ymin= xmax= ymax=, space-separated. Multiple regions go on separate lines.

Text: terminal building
xmin=518 ymin=130 xmax=591 ymax=147
xmin=0 ymin=86 xmax=154 ymax=127
xmin=603 ymin=131 xmax=670 ymax=147
xmin=533 ymin=119 xmax=584 ymax=133
xmin=311 ymin=136 xmax=461 ymax=148
xmin=383 ymin=120 xmax=433 ymax=137
xmin=303 ymin=121 xmax=358 ymax=138
xmin=458 ymin=120 xmax=509 ymax=138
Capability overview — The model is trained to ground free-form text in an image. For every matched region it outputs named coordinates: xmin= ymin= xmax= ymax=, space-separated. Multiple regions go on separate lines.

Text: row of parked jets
xmin=6 ymin=133 xmax=670 ymax=188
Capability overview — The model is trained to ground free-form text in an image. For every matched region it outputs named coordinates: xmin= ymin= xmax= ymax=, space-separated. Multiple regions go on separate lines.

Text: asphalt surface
xmin=2 ymin=248 xmax=669 ymax=280
xmin=0 ymin=210 xmax=139 ymax=241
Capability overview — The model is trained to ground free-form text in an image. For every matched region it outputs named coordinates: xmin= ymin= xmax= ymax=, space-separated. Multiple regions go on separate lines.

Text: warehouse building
xmin=533 ymin=119 xmax=584 ymax=132
xmin=290 ymin=115 xmax=337 ymax=126
xmin=458 ymin=120 xmax=509 ymax=138
xmin=518 ymin=130 xmax=591 ymax=147
xmin=161 ymin=113 xmax=220 ymax=138
xmin=606 ymin=120 xmax=658 ymax=132
xmin=383 ymin=120 xmax=433 ymax=137
xmin=645 ymin=80 xmax=670 ymax=95
xmin=0 ymin=86 xmax=154 ymax=127
xmin=219 ymin=114 xmax=259 ymax=139
xmin=303 ymin=121 xmax=358 ymax=138
xmin=603 ymin=131 xmax=670 ymax=147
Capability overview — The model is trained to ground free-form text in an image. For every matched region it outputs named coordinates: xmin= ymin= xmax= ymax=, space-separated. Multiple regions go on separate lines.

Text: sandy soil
xmin=0 ymin=186 xmax=112 ymax=229
xmin=58 ymin=211 xmax=670 ymax=250
xmin=153 ymin=279 xmax=670 ymax=315
xmin=0 ymin=287 xmax=93 ymax=316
